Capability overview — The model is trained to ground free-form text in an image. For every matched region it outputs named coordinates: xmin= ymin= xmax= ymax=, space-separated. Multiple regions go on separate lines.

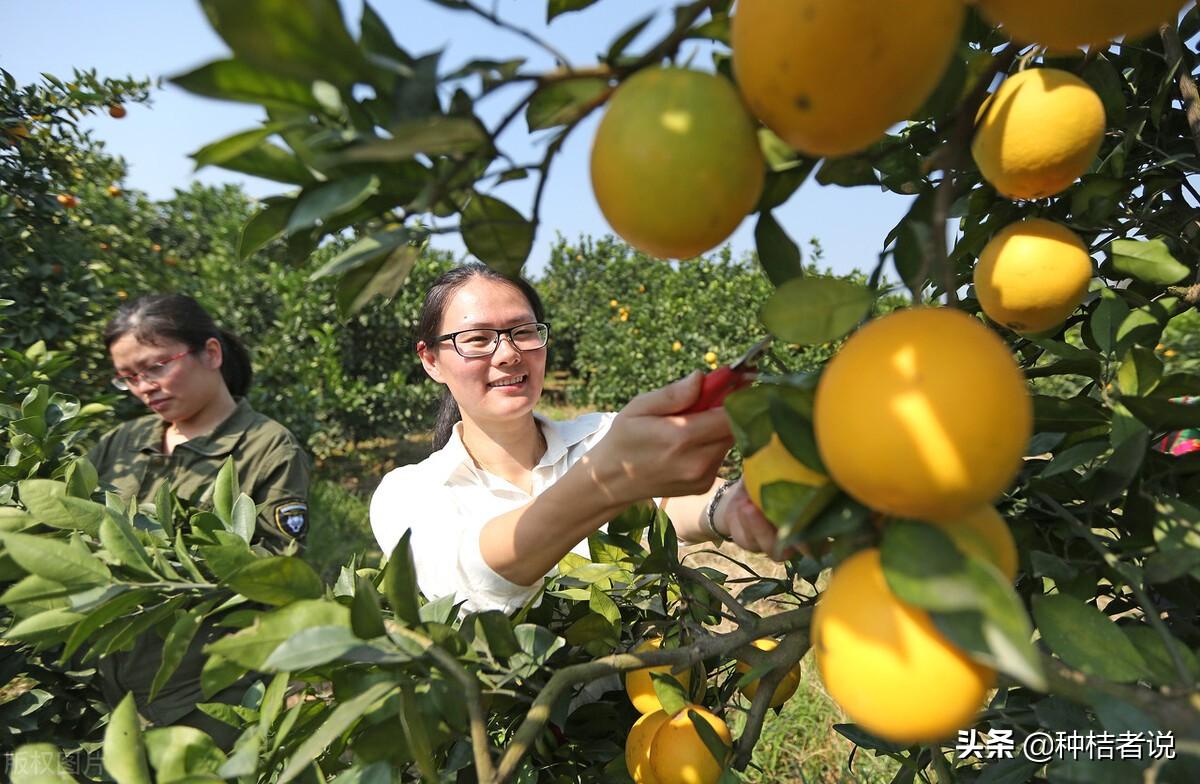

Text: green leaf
xmin=215 ymin=140 xmax=314 ymax=185
xmin=10 ymin=744 xmax=76 ymax=783
xmin=547 ymin=0 xmax=600 ymax=21
xmin=286 ymin=175 xmax=380 ymax=234
xmin=1041 ymin=441 xmax=1108 ymax=478
xmin=262 ymin=625 xmax=364 ymax=670
xmin=650 ymin=672 xmax=689 ymax=716
xmin=200 ymin=0 xmax=369 ymax=86
xmin=1110 ymin=238 xmax=1189 ymax=286
xmin=212 ymin=458 xmax=238 ymax=525
xmin=473 ymin=610 xmax=522 ymax=660
xmin=100 ymin=513 xmax=156 ymax=577
xmin=881 ymin=521 xmax=976 ymax=611
xmin=1031 ymin=594 xmax=1149 ymax=682
xmin=311 ymin=227 xmax=410 ymax=280
xmin=526 ymin=78 xmax=610 ymax=131
xmin=760 ymin=277 xmax=873 ymax=345
xmin=226 ymin=556 xmax=324 ymax=606
xmin=4 ymin=607 xmax=88 ymax=644
xmin=1117 ymin=346 xmax=1163 ymax=397
xmin=60 ymin=588 xmax=156 ymax=662
xmin=0 ymin=531 xmax=111 ymax=586
xmin=18 ymin=479 xmax=104 ymax=535
xmin=383 ymin=530 xmax=422 ymax=626
xmin=335 ymin=243 xmax=419 ymax=317
xmin=192 ymin=122 xmax=301 ymax=169
xmin=104 ymin=693 xmax=152 ymax=784
xmin=687 ymin=708 xmax=732 ymax=768
xmin=754 ymin=211 xmax=803 ymax=287
xmin=144 ymin=726 xmax=226 ymax=782
xmin=1123 ymin=624 xmax=1200 ymax=687
xmin=149 ymin=609 xmax=205 ymax=702
xmin=206 ymin=599 xmax=350 ymax=670
xmin=228 ymin=493 xmax=256 ymax=544
xmin=399 ymin=685 xmax=440 ymax=782
xmin=815 ymin=155 xmax=878 ymax=187
xmin=461 ymin=193 xmax=533 ymax=276
xmin=1088 ymin=289 xmax=1130 ymax=355
xmin=1121 ymin=396 xmax=1200 ymax=430
xmin=351 ymin=574 xmax=388 ymax=639
xmin=154 ymin=483 xmax=175 ymax=539
xmin=237 ymin=198 xmax=296 ymax=261
xmin=277 ymin=681 xmax=396 ymax=783
xmin=333 ymin=115 xmax=487 ymax=163
xmin=170 ymin=59 xmax=323 ymax=111
xmin=1032 ymin=395 xmax=1110 ymax=432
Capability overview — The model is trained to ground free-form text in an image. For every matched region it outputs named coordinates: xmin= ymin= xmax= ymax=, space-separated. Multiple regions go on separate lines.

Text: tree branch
xmin=1160 ymin=22 xmax=1200 ymax=159
xmin=928 ymin=45 xmax=1019 ymax=305
xmin=731 ymin=630 xmax=809 ymax=771
xmin=489 ymin=607 xmax=814 ymax=783
xmin=675 ymin=562 xmax=760 ymax=625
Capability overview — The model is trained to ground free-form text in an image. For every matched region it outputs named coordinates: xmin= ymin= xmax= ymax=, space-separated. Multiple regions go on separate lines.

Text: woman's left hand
xmin=717 ymin=480 xmax=797 ymax=561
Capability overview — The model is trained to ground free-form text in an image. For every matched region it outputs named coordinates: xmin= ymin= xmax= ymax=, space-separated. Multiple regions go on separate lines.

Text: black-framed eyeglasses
xmin=434 ymin=321 xmax=550 ymax=358
xmin=111 ymin=349 xmax=196 ymax=391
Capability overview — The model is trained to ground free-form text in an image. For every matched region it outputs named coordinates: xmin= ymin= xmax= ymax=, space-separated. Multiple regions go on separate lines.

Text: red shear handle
xmin=680 ymin=366 xmax=753 ymax=414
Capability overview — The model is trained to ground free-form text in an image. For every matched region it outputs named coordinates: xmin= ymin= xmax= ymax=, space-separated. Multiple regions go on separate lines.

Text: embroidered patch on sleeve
xmin=274 ymin=501 xmax=308 ymax=537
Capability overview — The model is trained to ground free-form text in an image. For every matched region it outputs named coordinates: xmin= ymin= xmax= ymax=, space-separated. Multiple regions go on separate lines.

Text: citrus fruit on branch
xmin=976 ymin=0 xmax=1189 ymax=52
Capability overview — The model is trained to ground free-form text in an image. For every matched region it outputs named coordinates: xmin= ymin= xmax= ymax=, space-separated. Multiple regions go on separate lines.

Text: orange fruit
xmin=812 ymin=549 xmax=994 ymax=744
xmin=974 ymin=218 xmax=1093 ymax=334
xmin=625 ymin=711 xmax=668 ymax=784
xmin=977 ymin=0 xmax=1188 ymax=52
xmin=732 ymin=0 xmax=964 ymax=157
xmin=972 ymin=69 xmax=1105 ymax=201
xmin=108 ymin=104 xmax=127 ymax=119
xmin=742 ymin=433 xmax=828 ymax=512
xmin=813 ymin=308 xmax=1031 ymax=521
xmin=625 ymin=638 xmax=693 ymax=715
xmin=591 ymin=67 xmax=763 ymax=259
xmin=649 ymin=705 xmax=732 ymax=784
xmin=735 ymin=638 xmax=802 ymax=708
xmin=56 ymin=194 xmax=78 ymax=208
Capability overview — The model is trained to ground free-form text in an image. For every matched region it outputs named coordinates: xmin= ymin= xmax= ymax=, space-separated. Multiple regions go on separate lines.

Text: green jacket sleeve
xmin=250 ymin=439 xmax=312 ymax=553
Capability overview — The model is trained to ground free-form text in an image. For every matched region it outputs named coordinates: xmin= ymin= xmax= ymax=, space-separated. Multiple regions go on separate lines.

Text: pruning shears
xmin=681 ymin=336 xmax=772 ymax=414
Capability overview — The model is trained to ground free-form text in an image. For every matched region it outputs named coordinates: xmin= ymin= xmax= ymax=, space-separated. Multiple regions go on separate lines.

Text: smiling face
xmin=109 ymin=333 xmax=226 ymax=425
xmin=417 ymin=276 xmax=547 ymax=428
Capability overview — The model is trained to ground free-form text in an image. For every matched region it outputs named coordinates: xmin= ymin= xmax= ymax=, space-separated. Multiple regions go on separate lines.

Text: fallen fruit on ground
xmin=974 ymin=218 xmax=1093 ymax=334
xmin=976 ymin=0 xmax=1188 ymax=52
xmin=814 ymin=307 xmax=1031 ymax=521
xmin=625 ymin=637 xmax=693 ymax=715
xmin=590 ymin=67 xmax=763 ymax=260
xmin=732 ymin=0 xmax=964 ymax=156
xmin=925 ymin=505 xmax=1020 ymax=581
xmin=649 ymin=705 xmax=732 ymax=784
xmin=812 ymin=548 xmax=994 ymax=744
xmin=972 ymin=68 xmax=1105 ymax=200
xmin=735 ymin=638 xmax=802 ymax=708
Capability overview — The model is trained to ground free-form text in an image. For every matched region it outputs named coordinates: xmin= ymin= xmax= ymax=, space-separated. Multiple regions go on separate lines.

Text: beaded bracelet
xmin=704 ymin=479 xmax=737 ymax=543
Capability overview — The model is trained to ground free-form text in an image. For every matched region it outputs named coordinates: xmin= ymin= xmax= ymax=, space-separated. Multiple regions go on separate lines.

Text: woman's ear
xmin=416 ymin=340 xmax=445 ymax=383
xmin=202 ymin=337 xmax=224 ymax=370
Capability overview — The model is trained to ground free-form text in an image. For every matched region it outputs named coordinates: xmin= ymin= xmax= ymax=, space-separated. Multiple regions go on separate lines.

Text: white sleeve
xmin=369 ymin=467 xmax=542 ymax=615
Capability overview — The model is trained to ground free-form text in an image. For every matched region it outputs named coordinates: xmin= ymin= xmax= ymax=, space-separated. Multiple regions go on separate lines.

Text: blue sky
xmin=7 ymin=0 xmax=913 ymax=277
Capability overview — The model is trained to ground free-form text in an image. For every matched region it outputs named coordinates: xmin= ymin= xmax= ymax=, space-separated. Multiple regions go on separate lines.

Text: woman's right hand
xmin=587 ymin=371 xmax=735 ymax=505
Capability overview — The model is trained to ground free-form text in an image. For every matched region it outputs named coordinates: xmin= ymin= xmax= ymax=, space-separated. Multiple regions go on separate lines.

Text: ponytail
xmin=217 ymin=329 xmax=253 ymax=397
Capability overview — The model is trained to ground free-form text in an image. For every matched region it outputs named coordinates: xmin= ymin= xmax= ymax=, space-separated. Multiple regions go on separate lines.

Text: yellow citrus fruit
xmin=972 ymin=68 xmax=1106 ymax=201
xmin=977 ymin=0 xmax=1187 ymax=52
xmin=591 ymin=67 xmax=764 ymax=260
xmin=649 ymin=705 xmax=732 ymax=784
xmin=732 ymin=0 xmax=964 ymax=157
xmin=735 ymin=638 xmax=802 ymax=708
xmin=625 ymin=638 xmax=693 ymax=715
xmin=812 ymin=549 xmax=994 ymax=744
xmin=626 ymin=710 xmax=669 ymax=784
xmin=925 ymin=506 xmax=1019 ymax=581
xmin=974 ymin=218 xmax=1093 ymax=335
xmin=703 ymin=351 xmax=717 ymax=364
xmin=813 ymin=307 xmax=1031 ymax=522
xmin=742 ymin=433 xmax=827 ymax=511
xmin=672 ymin=340 xmax=683 ymax=352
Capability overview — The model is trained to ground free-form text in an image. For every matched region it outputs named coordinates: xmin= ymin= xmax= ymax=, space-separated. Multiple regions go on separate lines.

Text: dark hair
xmin=416 ymin=262 xmax=545 ymax=450
xmin=103 ymin=293 xmax=253 ymax=397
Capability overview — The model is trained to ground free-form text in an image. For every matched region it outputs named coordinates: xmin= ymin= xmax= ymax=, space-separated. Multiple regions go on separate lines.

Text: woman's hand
xmin=588 ymin=372 xmax=735 ymax=505
xmin=715 ymin=480 xmax=797 ymax=561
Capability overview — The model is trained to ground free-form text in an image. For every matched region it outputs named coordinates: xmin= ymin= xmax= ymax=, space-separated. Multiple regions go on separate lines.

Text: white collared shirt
xmin=370 ymin=411 xmax=618 ymax=614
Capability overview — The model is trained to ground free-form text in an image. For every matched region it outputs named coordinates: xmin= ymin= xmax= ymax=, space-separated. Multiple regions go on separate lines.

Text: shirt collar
xmin=135 ymin=398 xmax=256 ymax=457
xmin=429 ymin=412 xmax=605 ymax=484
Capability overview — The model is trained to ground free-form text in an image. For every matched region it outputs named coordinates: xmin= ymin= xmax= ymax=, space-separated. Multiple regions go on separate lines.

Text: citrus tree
xmin=3 ymin=1 xmax=1200 ymax=783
